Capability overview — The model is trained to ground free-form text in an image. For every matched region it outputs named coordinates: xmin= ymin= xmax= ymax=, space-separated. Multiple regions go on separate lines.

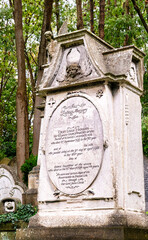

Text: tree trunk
xmin=76 ymin=0 xmax=84 ymax=29
xmin=146 ymin=0 xmax=148 ymax=21
xmin=90 ymin=0 xmax=94 ymax=32
xmin=25 ymin=50 xmax=36 ymax=107
xmin=13 ymin=0 xmax=29 ymax=181
xmin=55 ymin=0 xmax=60 ymax=34
xmin=32 ymin=0 xmax=54 ymax=156
xmin=123 ymin=0 xmax=130 ymax=46
xmin=131 ymin=0 xmax=148 ymax=33
xmin=99 ymin=0 xmax=105 ymax=39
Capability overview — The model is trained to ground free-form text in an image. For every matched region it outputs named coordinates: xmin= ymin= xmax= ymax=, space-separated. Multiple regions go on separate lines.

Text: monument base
xmin=16 ymin=210 xmax=148 ymax=240
xmin=16 ymin=226 xmax=148 ymax=240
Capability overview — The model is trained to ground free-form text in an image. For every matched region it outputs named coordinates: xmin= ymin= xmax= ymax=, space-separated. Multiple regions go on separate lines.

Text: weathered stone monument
xmin=0 ymin=165 xmax=26 ymax=214
xmin=16 ymin=29 xmax=148 ymax=240
xmin=22 ymin=165 xmax=39 ymax=206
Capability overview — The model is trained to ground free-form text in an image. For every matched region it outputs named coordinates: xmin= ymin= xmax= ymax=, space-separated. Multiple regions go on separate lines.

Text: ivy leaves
xmin=0 ymin=203 xmax=37 ymax=228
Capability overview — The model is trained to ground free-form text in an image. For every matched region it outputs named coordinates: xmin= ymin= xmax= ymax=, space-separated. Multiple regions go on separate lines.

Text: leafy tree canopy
xmin=0 ymin=0 xmax=147 ymax=160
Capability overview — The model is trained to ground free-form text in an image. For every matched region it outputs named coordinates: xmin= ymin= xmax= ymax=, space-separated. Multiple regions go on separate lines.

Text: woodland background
xmin=0 ymin=0 xmax=147 ymax=181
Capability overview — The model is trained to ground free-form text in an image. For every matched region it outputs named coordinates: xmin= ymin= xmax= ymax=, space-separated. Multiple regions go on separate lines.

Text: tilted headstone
xmin=0 ymin=164 xmax=26 ymax=213
xmin=27 ymin=30 xmax=147 ymax=239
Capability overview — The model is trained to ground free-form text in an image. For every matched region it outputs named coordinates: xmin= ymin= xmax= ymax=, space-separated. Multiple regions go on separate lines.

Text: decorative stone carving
xmin=45 ymin=31 xmax=58 ymax=64
xmin=66 ymin=48 xmax=81 ymax=80
xmin=96 ymin=86 xmax=105 ymax=98
xmin=125 ymin=94 xmax=129 ymax=125
xmin=0 ymin=165 xmax=26 ymax=203
xmin=129 ymin=62 xmax=136 ymax=81
xmin=48 ymin=98 xmax=56 ymax=107
xmin=56 ymin=45 xmax=98 ymax=83
xmin=128 ymin=62 xmax=138 ymax=87
xmin=4 ymin=199 xmax=16 ymax=213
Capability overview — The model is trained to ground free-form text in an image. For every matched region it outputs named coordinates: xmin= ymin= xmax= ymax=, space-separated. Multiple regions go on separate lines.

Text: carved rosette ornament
xmin=96 ymin=89 xmax=104 ymax=98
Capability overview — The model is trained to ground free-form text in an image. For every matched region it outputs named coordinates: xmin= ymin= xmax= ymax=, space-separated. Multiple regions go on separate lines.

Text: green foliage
xmin=142 ymin=116 xmax=148 ymax=157
xmin=52 ymin=0 xmax=77 ymax=34
xmin=21 ymin=154 xmax=37 ymax=185
xmin=104 ymin=0 xmax=148 ymax=48
xmin=0 ymin=203 xmax=37 ymax=227
xmin=0 ymin=0 xmax=147 ymax=160
xmin=141 ymin=58 xmax=148 ymax=157
xmin=0 ymin=4 xmax=17 ymax=160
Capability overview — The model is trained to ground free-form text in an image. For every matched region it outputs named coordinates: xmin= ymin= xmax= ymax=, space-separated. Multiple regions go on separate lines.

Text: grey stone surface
xmin=0 ymin=222 xmax=28 ymax=240
xmin=0 ymin=165 xmax=26 ymax=213
xmin=58 ymin=20 xmax=68 ymax=35
xmin=46 ymin=95 xmax=103 ymax=195
xmin=29 ymin=29 xmax=147 ymax=238
xmin=0 ymin=165 xmax=26 ymax=202
xmin=16 ymin=225 xmax=148 ymax=240
xmin=22 ymin=165 xmax=39 ymax=206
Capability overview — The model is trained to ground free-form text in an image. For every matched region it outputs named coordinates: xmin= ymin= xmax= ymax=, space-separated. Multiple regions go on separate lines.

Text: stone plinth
xmin=17 ymin=227 xmax=148 ymax=240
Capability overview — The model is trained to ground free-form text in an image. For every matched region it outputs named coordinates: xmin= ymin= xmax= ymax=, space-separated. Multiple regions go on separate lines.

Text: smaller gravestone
xmin=0 ymin=164 xmax=26 ymax=213
xmin=22 ymin=165 xmax=40 ymax=206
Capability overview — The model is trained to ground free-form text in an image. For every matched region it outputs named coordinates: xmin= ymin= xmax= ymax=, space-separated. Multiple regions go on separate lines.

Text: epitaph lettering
xmin=46 ymin=96 xmax=104 ymax=195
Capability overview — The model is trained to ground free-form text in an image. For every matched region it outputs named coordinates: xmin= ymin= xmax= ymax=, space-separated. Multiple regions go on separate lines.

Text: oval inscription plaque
xmin=46 ymin=96 xmax=104 ymax=195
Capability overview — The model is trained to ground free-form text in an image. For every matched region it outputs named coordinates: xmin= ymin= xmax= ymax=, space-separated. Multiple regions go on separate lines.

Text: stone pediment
xmin=39 ymin=29 xmax=113 ymax=91
xmin=39 ymin=29 xmax=145 ymax=94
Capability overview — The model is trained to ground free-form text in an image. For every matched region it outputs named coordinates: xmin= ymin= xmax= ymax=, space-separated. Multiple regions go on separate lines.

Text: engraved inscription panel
xmin=46 ymin=96 xmax=104 ymax=195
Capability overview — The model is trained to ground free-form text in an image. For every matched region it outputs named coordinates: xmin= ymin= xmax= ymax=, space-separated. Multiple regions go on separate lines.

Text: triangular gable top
xmin=39 ymin=29 xmax=113 ymax=90
xmin=39 ymin=29 xmax=145 ymax=93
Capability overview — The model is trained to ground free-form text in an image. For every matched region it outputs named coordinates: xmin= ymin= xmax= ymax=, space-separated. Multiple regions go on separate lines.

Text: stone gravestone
xmin=0 ymin=164 xmax=26 ymax=213
xmin=17 ymin=29 xmax=148 ymax=240
xmin=22 ymin=165 xmax=39 ymax=206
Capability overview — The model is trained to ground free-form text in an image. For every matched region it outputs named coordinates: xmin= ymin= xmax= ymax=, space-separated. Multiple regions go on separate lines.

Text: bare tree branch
xmin=131 ymin=0 xmax=148 ymax=33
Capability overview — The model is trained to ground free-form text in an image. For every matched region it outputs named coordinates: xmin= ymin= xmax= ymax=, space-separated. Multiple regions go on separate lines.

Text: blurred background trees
xmin=0 ymin=0 xmax=147 ymax=180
